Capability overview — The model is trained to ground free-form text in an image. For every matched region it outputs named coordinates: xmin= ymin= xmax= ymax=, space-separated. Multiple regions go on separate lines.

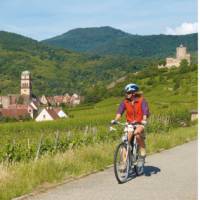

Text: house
xmin=7 ymin=104 xmax=37 ymax=119
xmin=54 ymin=108 xmax=68 ymax=118
xmin=30 ymin=101 xmax=38 ymax=111
xmin=190 ymin=110 xmax=198 ymax=121
xmin=35 ymin=108 xmax=59 ymax=122
xmin=35 ymin=107 xmax=67 ymax=122
xmin=54 ymin=96 xmax=64 ymax=106
xmin=0 ymin=107 xmax=30 ymax=119
xmin=70 ymin=93 xmax=81 ymax=106
xmin=39 ymin=93 xmax=82 ymax=107
xmin=63 ymin=93 xmax=71 ymax=104
xmin=40 ymin=95 xmax=49 ymax=105
xmin=0 ymin=95 xmax=19 ymax=108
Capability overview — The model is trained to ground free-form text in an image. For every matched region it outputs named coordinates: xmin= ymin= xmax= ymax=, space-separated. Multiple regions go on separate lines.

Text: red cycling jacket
xmin=118 ymin=96 xmax=146 ymax=123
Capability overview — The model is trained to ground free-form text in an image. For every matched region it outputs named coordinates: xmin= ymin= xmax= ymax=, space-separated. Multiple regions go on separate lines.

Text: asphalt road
xmin=27 ymin=140 xmax=197 ymax=200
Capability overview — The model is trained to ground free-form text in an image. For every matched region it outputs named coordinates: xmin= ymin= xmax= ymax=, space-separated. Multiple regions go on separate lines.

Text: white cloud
xmin=166 ymin=22 xmax=198 ymax=35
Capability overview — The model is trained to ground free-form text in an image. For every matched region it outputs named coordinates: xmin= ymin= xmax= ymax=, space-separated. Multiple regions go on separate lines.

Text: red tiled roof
xmin=53 ymin=108 xmax=62 ymax=114
xmin=0 ymin=108 xmax=29 ymax=118
xmin=46 ymin=96 xmax=55 ymax=104
xmin=8 ymin=104 xmax=28 ymax=109
xmin=54 ymin=96 xmax=64 ymax=103
xmin=46 ymin=109 xmax=59 ymax=119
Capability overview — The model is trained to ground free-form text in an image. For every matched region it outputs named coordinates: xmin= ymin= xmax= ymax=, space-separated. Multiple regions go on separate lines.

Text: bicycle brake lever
xmin=109 ymin=126 xmax=117 ymax=132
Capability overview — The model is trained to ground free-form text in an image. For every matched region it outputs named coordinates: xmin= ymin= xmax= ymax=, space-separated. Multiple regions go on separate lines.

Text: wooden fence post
xmin=54 ymin=131 xmax=60 ymax=152
xmin=35 ymin=134 xmax=43 ymax=161
xmin=27 ymin=138 xmax=30 ymax=149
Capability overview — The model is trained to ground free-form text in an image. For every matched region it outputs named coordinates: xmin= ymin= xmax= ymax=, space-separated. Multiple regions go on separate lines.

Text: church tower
xmin=20 ymin=71 xmax=32 ymax=97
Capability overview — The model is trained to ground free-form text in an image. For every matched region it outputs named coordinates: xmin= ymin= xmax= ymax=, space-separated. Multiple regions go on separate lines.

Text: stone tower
xmin=20 ymin=71 xmax=32 ymax=96
xmin=176 ymin=44 xmax=187 ymax=59
xmin=158 ymin=44 xmax=191 ymax=69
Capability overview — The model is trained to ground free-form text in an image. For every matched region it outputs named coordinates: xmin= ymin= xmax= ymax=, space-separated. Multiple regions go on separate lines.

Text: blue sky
xmin=0 ymin=0 xmax=197 ymax=40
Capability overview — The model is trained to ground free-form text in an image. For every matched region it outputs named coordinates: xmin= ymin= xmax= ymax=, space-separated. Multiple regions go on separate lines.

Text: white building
xmin=35 ymin=108 xmax=67 ymax=122
xmin=158 ymin=44 xmax=191 ymax=69
xmin=190 ymin=110 xmax=198 ymax=121
xmin=40 ymin=95 xmax=49 ymax=105
xmin=54 ymin=108 xmax=68 ymax=118
xmin=70 ymin=93 xmax=81 ymax=106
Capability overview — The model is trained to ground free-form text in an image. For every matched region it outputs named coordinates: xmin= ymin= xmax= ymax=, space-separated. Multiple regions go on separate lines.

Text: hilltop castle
xmin=158 ymin=44 xmax=191 ymax=68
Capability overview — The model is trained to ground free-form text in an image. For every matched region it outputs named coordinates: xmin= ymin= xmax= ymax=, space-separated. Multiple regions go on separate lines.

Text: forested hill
xmin=42 ymin=26 xmax=198 ymax=57
xmin=0 ymin=31 xmax=157 ymax=97
xmin=0 ymin=31 xmax=55 ymax=54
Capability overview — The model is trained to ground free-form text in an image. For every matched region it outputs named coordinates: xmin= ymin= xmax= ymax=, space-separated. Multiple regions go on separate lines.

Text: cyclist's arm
xmin=114 ymin=101 xmax=125 ymax=121
xmin=142 ymin=99 xmax=149 ymax=119
xmin=141 ymin=99 xmax=149 ymax=125
xmin=143 ymin=115 xmax=147 ymax=121
xmin=114 ymin=113 xmax=121 ymax=121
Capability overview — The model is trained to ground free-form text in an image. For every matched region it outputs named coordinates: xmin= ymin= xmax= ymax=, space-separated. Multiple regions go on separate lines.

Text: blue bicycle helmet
xmin=124 ymin=83 xmax=139 ymax=93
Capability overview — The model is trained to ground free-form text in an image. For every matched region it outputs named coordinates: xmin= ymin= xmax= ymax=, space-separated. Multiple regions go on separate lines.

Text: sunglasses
xmin=126 ymin=91 xmax=135 ymax=95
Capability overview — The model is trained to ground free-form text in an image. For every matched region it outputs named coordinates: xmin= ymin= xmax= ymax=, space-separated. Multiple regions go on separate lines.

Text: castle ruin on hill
xmin=158 ymin=44 xmax=190 ymax=69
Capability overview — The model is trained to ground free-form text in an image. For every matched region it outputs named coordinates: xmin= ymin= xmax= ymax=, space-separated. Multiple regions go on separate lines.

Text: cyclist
xmin=111 ymin=83 xmax=149 ymax=157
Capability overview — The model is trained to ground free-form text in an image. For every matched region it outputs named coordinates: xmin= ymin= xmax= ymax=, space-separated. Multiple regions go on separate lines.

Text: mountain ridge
xmin=0 ymin=30 xmax=150 ymax=97
xmin=0 ymin=29 xmax=197 ymax=101
xmin=42 ymin=26 xmax=198 ymax=57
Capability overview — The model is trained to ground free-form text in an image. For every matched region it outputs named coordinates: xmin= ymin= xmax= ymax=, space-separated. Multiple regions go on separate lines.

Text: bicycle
xmin=110 ymin=121 xmax=145 ymax=184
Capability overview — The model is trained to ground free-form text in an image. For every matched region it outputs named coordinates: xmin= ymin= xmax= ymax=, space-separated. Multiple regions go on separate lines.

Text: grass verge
xmin=0 ymin=125 xmax=197 ymax=200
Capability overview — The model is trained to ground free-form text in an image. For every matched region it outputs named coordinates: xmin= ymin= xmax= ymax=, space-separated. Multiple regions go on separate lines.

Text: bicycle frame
xmin=111 ymin=122 xmax=138 ymax=164
xmin=112 ymin=121 xmax=144 ymax=183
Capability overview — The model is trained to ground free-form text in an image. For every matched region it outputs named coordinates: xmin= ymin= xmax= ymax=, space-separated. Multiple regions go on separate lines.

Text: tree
xmin=179 ymin=59 xmax=189 ymax=73
xmin=173 ymin=79 xmax=180 ymax=91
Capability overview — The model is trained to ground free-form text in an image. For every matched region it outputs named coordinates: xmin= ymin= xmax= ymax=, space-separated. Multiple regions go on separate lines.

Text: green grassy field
xmin=0 ymin=86 xmax=196 ymax=163
xmin=0 ymin=66 xmax=197 ymax=199
xmin=0 ymin=125 xmax=197 ymax=200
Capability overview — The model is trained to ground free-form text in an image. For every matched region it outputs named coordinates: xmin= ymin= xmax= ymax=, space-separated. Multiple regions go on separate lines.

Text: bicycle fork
xmin=132 ymin=136 xmax=138 ymax=165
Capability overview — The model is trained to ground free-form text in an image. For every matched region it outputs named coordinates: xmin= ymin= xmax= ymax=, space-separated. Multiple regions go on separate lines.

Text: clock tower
xmin=20 ymin=71 xmax=32 ymax=97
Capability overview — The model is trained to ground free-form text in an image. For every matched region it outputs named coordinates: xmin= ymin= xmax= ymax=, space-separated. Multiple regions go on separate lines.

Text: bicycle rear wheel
xmin=134 ymin=146 xmax=145 ymax=176
xmin=114 ymin=143 xmax=130 ymax=184
xmin=135 ymin=158 xmax=144 ymax=176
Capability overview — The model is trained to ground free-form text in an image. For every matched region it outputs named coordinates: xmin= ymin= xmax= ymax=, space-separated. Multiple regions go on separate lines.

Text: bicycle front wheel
xmin=114 ymin=142 xmax=130 ymax=184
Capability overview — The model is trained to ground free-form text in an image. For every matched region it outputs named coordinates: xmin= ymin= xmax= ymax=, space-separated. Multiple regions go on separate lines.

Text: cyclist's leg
xmin=128 ymin=131 xmax=134 ymax=143
xmin=120 ymin=145 xmax=129 ymax=171
xmin=120 ymin=131 xmax=133 ymax=170
xmin=134 ymin=125 xmax=145 ymax=148
xmin=134 ymin=125 xmax=146 ymax=156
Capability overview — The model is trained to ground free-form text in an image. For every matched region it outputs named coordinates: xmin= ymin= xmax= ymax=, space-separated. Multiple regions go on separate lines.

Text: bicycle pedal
xmin=132 ymin=161 xmax=137 ymax=165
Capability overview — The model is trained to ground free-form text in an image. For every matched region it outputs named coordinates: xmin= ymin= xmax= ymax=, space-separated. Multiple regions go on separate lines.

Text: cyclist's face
xmin=126 ymin=91 xmax=136 ymax=98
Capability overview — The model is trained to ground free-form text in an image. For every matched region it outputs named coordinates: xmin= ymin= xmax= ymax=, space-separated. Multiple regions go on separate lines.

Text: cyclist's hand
xmin=111 ymin=119 xmax=118 ymax=125
xmin=141 ymin=120 xmax=147 ymax=126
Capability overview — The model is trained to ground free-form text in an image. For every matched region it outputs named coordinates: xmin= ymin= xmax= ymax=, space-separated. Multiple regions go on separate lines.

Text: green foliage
xmin=0 ymin=29 xmax=197 ymax=165
xmin=43 ymin=27 xmax=197 ymax=57
xmin=0 ymin=30 xmax=197 ymax=102
xmin=179 ymin=59 xmax=189 ymax=73
xmin=109 ymin=62 xmax=197 ymax=101
xmin=0 ymin=31 xmax=157 ymax=97
xmin=0 ymin=114 xmax=32 ymax=123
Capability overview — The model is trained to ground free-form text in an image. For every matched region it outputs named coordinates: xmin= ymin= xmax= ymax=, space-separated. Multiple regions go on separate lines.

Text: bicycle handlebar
xmin=112 ymin=121 xmax=142 ymax=126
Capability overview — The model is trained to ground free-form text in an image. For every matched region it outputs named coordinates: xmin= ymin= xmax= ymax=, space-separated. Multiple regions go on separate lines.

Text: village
xmin=0 ymin=45 xmax=197 ymax=122
xmin=0 ymin=71 xmax=82 ymax=122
